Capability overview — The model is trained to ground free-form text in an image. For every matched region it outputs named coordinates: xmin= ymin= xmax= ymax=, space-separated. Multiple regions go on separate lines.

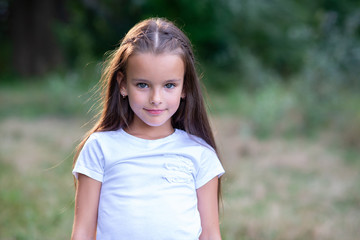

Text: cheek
xmin=128 ymin=91 xmax=144 ymax=107
xmin=168 ymin=93 xmax=182 ymax=107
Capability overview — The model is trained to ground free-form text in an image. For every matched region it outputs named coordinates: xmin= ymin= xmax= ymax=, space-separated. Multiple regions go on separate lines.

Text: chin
xmin=141 ymin=118 xmax=171 ymax=128
xmin=145 ymin=122 xmax=168 ymax=128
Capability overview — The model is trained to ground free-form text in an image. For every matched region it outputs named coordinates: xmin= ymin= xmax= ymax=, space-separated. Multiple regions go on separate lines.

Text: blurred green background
xmin=1 ymin=0 xmax=360 ymax=239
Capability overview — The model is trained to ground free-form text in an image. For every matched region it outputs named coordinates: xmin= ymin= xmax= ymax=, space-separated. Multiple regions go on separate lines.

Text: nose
xmin=150 ymin=88 xmax=162 ymax=105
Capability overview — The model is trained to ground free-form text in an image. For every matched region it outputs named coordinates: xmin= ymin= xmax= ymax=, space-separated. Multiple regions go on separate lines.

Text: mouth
xmin=145 ymin=109 xmax=164 ymax=115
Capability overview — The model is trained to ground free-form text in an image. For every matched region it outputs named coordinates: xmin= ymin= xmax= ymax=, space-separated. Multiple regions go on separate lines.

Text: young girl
xmin=71 ymin=18 xmax=225 ymax=240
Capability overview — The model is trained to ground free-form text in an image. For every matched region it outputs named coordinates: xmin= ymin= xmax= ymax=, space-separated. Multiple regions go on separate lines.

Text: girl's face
xmin=120 ymin=53 xmax=185 ymax=137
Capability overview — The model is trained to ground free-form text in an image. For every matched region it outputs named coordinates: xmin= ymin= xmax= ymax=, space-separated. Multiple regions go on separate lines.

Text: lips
xmin=145 ymin=109 xmax=164 ymax=115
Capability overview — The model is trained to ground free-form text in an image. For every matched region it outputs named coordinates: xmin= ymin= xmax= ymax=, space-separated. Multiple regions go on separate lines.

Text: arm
xmin=71 ymin=174 xmax=102 ymax=240
xmin=197 ymin=177 xmax=222 ymax=240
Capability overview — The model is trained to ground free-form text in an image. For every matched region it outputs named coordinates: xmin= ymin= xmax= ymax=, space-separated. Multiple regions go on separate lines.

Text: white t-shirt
xmin=73 ymin=128 xmax=225 ymax=240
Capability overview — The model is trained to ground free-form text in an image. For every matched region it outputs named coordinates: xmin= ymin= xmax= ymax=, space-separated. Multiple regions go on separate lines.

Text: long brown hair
xmin=74 ymin=17 xmax=222 ymax=199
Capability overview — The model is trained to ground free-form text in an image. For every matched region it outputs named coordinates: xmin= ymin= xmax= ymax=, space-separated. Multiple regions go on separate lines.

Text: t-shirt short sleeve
xmin=72 ymin=134 xmax=105 ymax=182
xmin=195 ymin=148 xmax=225 ymax=189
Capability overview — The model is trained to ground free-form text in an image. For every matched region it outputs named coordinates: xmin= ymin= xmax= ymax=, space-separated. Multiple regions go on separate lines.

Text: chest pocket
xmin=162 ymin=155 xmax=195 ymax=184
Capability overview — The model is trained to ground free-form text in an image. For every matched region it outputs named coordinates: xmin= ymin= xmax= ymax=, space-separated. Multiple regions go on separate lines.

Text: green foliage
xmin=227 ymin=0 xmax=310 ymax=75
xmin=210 ymin=82 xmax=301 ymax=139
xmin=2 ymin=0 xmax=360 ymax=87
xmin=0 ymin=68 xmax=100 ymax=119
xmin=209 ymin=73 xmax=360 ymax=146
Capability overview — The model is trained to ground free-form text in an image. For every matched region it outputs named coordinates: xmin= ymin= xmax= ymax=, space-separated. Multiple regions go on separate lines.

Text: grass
xmin=0 ymin=117 xmax=80 ymax=239
xmin=214 ymin=117 xmax=360 ymax=240
xmin=0 ymin=72 xmax=359 ymax=239
xmin=0 ymin=161 xmax=74 ymax=239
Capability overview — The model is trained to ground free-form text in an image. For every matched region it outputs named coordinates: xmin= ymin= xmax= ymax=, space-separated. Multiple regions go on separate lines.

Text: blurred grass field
xmin=0 ymin=72 xmax=360 ymax=240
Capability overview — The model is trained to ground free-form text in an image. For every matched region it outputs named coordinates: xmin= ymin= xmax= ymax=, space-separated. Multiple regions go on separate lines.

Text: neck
xmin=125 ymin=119 xmax=174 ymax=140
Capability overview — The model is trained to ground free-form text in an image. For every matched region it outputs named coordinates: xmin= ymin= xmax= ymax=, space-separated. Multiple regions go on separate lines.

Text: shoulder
xmin=87 ymin=128 xmax=122 ymax=142
xmin=81 ymin=129 xmax=124 ymax=153
xmin=173 ymin=130 xmax=224 ymax=188
xmin=79 ymin=129 xmax=126 ymax=162
xmin=173 ymin=129 xmax=216 ymax=155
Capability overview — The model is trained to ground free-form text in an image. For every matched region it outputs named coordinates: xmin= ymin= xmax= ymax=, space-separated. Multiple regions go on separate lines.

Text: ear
xmin=117 ymin=71 xmax=127 ymax=96
xmin=181 ymin=89 xmax=186 ymax=99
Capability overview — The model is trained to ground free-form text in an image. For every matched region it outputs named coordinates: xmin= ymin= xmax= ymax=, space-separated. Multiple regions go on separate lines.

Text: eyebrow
xmin=131 ymin=78 xmax=182 ymax=83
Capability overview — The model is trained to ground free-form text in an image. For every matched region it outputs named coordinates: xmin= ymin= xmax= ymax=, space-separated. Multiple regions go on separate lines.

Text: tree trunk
xmin=10 ymin=0 xmax=65 ymax=76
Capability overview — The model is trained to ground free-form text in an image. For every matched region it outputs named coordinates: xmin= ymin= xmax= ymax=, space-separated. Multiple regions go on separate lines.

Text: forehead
xmin=126 ymin=53 xmax=185 ymax=80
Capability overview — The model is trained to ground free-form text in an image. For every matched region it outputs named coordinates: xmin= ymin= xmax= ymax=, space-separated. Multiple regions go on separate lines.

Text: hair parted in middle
xmin=74 ymin=18 xmax=222 ymax=200
xmin=86 ymin=17 xmax=217 ymax=151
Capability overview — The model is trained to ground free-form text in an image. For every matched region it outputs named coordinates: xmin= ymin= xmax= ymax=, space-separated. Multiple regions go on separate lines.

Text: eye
xmin=137 ymin=83 xmax=148 ymax=88
xmin=165 ymin=83 xmax=175 ymax=89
